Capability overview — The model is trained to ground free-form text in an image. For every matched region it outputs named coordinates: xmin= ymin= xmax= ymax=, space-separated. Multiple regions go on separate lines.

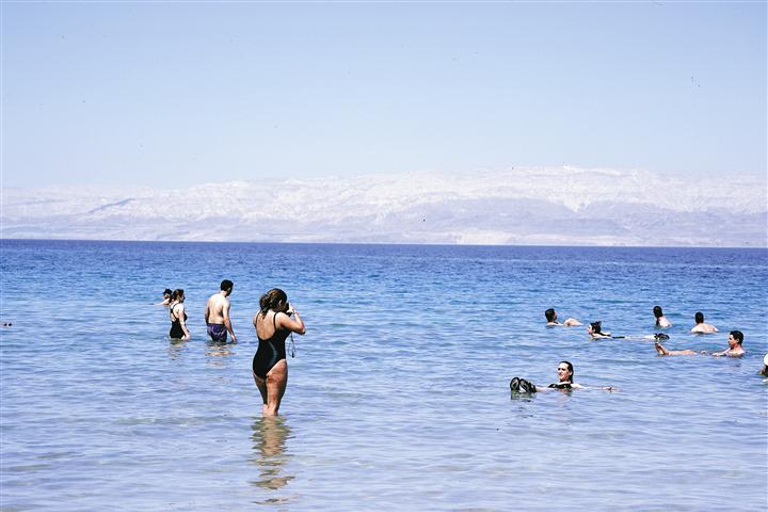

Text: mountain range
xmin=2 ymin=167 xmax=766 ymax=246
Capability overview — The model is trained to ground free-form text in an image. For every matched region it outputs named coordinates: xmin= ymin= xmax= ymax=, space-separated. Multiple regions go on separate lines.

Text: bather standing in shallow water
xmin=252 ymin=288 xmax=306 ymax=416
xmin=168 ymin=289 xmax=190 ymax=340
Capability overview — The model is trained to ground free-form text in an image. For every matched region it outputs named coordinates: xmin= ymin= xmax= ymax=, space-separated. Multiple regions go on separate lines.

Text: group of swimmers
xmin=512 ymin=306 xmax=760 ymax=394
xmin=157 ymin=282 xmax=305 ymax=416
xmin=546 ymin=306 xmax=746 ymax=356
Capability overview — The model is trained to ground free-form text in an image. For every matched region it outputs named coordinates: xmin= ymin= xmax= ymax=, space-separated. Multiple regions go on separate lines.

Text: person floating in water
xmin=155 ymin=289 xmax=173 ymax=306
xmin=510 ymin=361 xmax=617 ymax=393
xmin=168 ymin=289 xmax=190 ymax=340
xmin=653 ymin=306 xmax=672 ymax=328
xmin=690 ymin=311 xmax=718 ymax=334
xmin=252 ymin=288 xmax=306 ymax=416
xmin=587 ymin=321 xmax=612 ymax=339
xmin=205 ymin=279 xmax=237 ymax=342
xmin=654 ymin=330 xmax=745 ymax=357
xmin=545 ymin=308 xmax=582 ymax=327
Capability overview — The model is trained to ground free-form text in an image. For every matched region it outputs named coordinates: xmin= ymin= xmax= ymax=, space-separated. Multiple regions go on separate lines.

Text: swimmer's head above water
xmin=220 ymin=279 xmax=234 ymax=295
xmin=557 ymin=361 xmax=574 ymax=383
xmin=545 ymin=308 xmax=557 ymax=323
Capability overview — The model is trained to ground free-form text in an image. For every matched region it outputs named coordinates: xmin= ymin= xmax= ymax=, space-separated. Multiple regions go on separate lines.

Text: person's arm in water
xmin=204 ymin=300 xmax=210 ymax=325
xmin=277 ymin=305 xmax=306 ymax=335
xmin=222 ymin=300 xmax=236 ymax=342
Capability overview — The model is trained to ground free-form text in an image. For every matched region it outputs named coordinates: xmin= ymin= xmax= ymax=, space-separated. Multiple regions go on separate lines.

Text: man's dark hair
xmin=730 ymin=330 xmax=744 ymax=345
xmin=221 ymin=279 xmax=233 ymax=292
xmin=694 ymin=311 xmax=704 ymax=324
xmin=545 ymin=308 xmax=556 ymax=322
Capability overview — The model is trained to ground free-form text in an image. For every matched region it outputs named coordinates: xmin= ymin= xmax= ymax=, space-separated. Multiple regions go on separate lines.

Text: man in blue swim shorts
xmin=204 ymin=279 xmax=237 ymax=342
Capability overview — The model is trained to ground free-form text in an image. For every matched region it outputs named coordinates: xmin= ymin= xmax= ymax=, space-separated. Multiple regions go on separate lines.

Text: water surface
xmin=1 ymin=241 xmax=766 ymax=511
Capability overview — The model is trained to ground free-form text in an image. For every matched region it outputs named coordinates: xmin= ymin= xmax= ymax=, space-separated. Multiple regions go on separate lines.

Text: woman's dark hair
xmin=172 ymin=289 xmax=184 ymax=301
xmin=590 ymin=321 xmax=603 ymax=334
xmin=559 ymin=360 xmax=574 ymax=383
xmin=695 ymin=311 xmax=704 ymax=324
xmin=545 ymin=308 xmax=557 ymax=322
xmin=653 ymin=306 xmax=663 ymax=318
xmin=259 ymin=288 xmax=289 ymax=315
xmin=163 ymin=289 xmax=172 ymax=296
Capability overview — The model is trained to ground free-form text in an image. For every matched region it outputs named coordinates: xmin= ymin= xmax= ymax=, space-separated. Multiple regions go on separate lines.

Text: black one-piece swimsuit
xmin=252 ymin=313 xmax=289 ymax=379
xmin=169 ymin=304 xmax=187 ymax=339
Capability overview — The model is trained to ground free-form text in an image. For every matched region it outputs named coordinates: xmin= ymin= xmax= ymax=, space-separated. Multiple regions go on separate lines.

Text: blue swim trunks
xmin=206 ymin=323 xmax=228 ymax=342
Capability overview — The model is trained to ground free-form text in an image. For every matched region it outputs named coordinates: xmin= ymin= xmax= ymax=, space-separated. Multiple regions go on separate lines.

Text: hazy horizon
xmin=2 ymin=3 xmax=765 ymax=246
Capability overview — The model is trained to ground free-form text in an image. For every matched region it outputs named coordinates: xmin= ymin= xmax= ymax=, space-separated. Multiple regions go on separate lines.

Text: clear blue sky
xmin=2 ymin=1 xmax=766 ymax=189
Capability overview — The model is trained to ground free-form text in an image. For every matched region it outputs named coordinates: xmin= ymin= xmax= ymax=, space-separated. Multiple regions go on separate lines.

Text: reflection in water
xmin=205 ymin=341 xmax=236 ymax=367
xmin=250 ymin=416 xmax=294 ymax=495
xmin=167 ymin=338 xmax=188 ymax=360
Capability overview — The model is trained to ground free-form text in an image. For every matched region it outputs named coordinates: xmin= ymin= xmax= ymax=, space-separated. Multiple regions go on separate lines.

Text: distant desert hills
xmin=2 ymin=167 xmax=766 ymax=246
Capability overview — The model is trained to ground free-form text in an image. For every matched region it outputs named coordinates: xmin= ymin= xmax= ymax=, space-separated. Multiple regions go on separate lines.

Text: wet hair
xmin=545 ymin=308 xmax=556 ymax=322
xmin=171 ymin=289 xmax=184 ymax=301
xmin=730 ymin=330 xmax=744 ymax=345
xmin=653 ymin=306 xmax=663 ymax=318
xmin=559 ymin=360 xmax=574 ymax=383
xmin=590 ymin=321 xmax=603 ymax=334
xmin=695 ymin=311 xmax=704 ymax=324
xmin=163 ymin=289 xmax=172 ymax=297
xmin=259 ymin=288 xmax=289 ymax=315
xmin=220 ymin=279 xmax=233 ymax=292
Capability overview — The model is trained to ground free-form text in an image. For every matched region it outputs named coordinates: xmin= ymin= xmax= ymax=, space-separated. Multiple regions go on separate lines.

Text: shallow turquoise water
xmin=1 ymin=240 xmax=766 ymax=511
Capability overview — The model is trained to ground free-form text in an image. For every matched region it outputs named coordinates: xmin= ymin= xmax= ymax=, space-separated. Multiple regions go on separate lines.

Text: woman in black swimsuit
xmin=169 ymin=289 xmax=190 ymax=340
xmin=510 ymin=361 xmax=617 ymax=393
xmin=252 ymin=288 xmax=306 ymax=416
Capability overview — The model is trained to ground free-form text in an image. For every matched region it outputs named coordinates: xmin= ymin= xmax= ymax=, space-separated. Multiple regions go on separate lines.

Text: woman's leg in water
xmin=254 ymin=372 xmax=269 ymax=406
xmin=655 ymin=342 xmax=697 ymax=356
xmin=263 ymin=360 xmax=288 ymax=416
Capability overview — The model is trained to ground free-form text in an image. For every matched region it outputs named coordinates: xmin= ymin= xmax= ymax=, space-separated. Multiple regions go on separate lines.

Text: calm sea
xmin=1 ymin=240 xmax=766 ymax=511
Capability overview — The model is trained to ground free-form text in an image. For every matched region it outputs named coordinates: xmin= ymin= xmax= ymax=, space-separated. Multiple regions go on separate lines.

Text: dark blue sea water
xmin=1 ymin=240 xmax=767 ymax=511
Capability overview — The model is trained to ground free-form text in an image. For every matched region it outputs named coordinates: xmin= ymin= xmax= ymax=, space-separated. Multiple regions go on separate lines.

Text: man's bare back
xmin=205 ymin=280 xmax=236 ymax=342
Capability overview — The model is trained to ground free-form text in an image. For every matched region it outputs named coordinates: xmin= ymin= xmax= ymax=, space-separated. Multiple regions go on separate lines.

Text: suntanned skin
xmin=205 ymin=288 xmax=237 ymax=342
xmin=253 ymin=306 xmax=305 ymax=416
xmin=545 ymin=310 xmax=582 ymax=327
xmin=691 ymin=322 xmax=718 ymax=334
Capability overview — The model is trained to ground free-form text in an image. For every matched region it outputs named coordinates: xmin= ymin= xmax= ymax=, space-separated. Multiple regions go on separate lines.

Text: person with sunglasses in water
xmin=510 ymin=361 xmax=617 ymax=393
xmin=252 ymin=288 xmax=306 ymax=416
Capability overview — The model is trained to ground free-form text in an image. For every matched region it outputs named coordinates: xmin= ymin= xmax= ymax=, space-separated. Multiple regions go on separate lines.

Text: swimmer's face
xmin=557 ymin=364 xmax=572 ymax=382
xmin=727 ymin=334 xmax=737 ymax=348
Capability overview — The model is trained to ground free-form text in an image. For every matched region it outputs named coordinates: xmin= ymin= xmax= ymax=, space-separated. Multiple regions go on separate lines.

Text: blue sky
xmin=2 ymin=2 xmax=766 ymax=189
